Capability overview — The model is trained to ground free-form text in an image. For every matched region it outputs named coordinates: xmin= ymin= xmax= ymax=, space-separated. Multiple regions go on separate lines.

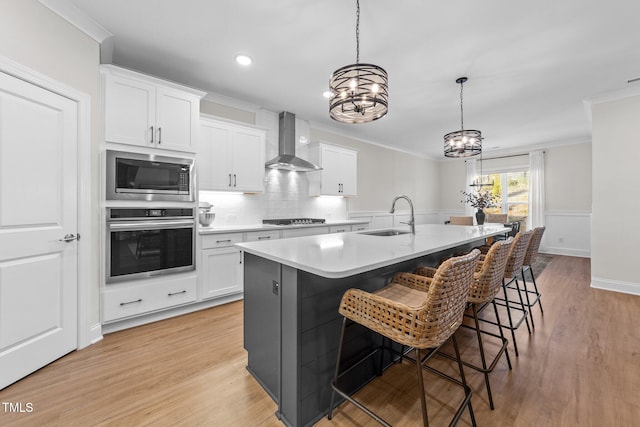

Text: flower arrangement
xmin=461 ymin=189 xmax=499 ymax=210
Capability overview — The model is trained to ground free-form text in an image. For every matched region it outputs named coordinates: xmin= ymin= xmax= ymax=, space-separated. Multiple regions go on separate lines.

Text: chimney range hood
xmin=265 ymin=112 xmax=321 ymax=172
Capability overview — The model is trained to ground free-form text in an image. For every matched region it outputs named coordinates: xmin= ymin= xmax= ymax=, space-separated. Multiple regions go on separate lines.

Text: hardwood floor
xmin=1 ymin=255 xmax=639 ymax=426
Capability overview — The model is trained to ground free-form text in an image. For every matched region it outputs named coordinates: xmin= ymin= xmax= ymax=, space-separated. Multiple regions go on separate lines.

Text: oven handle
xmin=108 ymin=220 xmax=195 ymax=231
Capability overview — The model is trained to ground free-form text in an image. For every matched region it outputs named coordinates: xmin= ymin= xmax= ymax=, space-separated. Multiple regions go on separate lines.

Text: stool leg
xmin=414 ymin=348 xmax=429 ymax=427
xmin=328 ymin=317 xmax=347 ymax=420
xmin=492 ymin=300 xmax=512 ymax=369
xmin=472 ymin=303 xmax=494 ymax=410
xmin=451 ymin=334 xmax=477 ymax=427
xmin=520 ymin=269 xmax=535 ymax=328
xmin=502 ymin=279 xmax=520 ymax=357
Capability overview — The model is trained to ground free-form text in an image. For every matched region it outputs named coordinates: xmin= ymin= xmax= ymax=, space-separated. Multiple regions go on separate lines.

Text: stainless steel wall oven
xmin=106 ymin=208 xmax=195 ymax=283
xmin=106 ymin=150 xmax=194 ymax=202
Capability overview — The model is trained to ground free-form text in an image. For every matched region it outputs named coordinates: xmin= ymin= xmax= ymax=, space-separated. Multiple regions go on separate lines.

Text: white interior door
xmin=0 ymin=71 xmax=78 ymax=389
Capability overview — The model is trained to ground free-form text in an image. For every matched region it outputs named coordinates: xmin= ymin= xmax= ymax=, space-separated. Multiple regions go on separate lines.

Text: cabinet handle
xmin=120 ymin=298 xmax=142 ymax=306
xmin=239 ymin=251 xmax=243 ymax=264
xmin=150 ymin=126 xmax=154 ymax=144
xmin=229 ymin=174 xmax=232 ymax=187
xmin=258 ymin=236 xmax=271 ymax=240
xmin=216 ymin=239 xmax=232 ymax=243
xmin=168 ymin=290 xmax=186 ymax=297
xmin=233 ymin=174 xmax=237 ymax=187
xmin=336 ymin=229 xmax=345 ymax=232
xmin=158 ymin=127 xmax=162 ymax=144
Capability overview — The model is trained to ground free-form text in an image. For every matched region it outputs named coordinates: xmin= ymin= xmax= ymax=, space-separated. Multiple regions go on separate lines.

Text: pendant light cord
xmin=355 ymin=0 xmax=360 ymax=64
xmin=460 ymin=80 xmax=465 ymax=130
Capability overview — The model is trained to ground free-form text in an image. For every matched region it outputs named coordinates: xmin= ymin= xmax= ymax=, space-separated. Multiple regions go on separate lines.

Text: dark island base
xmin=243 ymin=241 xmax=480 ymax=427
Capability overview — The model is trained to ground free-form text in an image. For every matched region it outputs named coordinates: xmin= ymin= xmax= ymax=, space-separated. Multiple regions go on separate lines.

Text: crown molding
xmin=39 ymin=0 xmax=112 ymax=42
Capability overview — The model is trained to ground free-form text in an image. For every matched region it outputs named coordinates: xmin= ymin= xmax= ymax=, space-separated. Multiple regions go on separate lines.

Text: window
xmin=482 ymin=170 xmax=529 ymax=224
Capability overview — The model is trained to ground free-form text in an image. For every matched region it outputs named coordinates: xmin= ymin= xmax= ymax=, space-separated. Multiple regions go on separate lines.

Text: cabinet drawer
xmin=102 ymin=274 xmax=197 ymax=322
xmin=328 ymin=225 xmax=351 ymax=234
xmin=244 ymin=230 xmax=280 ymax=242
xmin=352 ymin=223 xmax=370 ymax=232
xmin=201 ymin=232 xmax=243 ymax=248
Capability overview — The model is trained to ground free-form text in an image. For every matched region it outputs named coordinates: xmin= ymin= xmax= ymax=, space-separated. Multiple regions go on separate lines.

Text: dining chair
xmin=485 ymin=213 xmax=508 ymax=223
xmin=328 ymin=250 xmax=481 ymax=427
xmin=414 ymin=239 xmax=514 ymax=409
xmin=449 ymin=216 xmax=474 ymax=225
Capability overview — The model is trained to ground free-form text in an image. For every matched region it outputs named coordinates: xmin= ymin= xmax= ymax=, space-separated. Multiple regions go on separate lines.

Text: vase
xmin=475 ymin=208 xmax=485 ymax=225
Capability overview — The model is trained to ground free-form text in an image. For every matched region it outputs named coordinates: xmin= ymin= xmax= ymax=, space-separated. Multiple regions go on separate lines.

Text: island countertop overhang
xmin=236 ymin=223 xmax=510 ymax=279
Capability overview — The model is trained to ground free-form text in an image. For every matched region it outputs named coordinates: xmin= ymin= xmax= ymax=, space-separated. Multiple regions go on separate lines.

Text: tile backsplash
xmin=199 ymin=169 xmax=347 ymax=226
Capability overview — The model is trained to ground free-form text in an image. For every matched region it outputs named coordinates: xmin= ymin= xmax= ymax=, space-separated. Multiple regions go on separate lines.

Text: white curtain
xmin=528 ymin=150 xmax=545 ymax=229
xmin=464 ymin=159 xmax=477 ymax=217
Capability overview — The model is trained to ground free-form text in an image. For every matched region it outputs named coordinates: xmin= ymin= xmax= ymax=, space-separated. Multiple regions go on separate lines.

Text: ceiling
xmin=64 ymin=0 xmax=640 ymax=159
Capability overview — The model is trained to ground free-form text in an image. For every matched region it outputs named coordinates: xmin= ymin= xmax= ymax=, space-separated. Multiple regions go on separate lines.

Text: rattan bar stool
xmin=477 ymin=230 xmax=533 ymax=357
xmin=415 ymin=239 xmax=514 ymax=410
xmin=518 ymin=226 xmax=546 ymax=327
xmin=327 ymin=250 xmax=481 ymax=427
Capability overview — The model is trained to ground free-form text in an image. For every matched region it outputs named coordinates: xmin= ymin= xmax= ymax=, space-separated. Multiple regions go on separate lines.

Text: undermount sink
xmin=359 ymin=229 xmax=411 ymax=237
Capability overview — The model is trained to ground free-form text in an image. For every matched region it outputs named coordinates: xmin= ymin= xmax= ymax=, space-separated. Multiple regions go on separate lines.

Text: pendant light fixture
xmin=470 ymin=150 xmax=494 ymax=187
xmin=329 ymin=0 xmax=388 ymax=124
xmin=444 ymin=77 xmax=482 ymax=158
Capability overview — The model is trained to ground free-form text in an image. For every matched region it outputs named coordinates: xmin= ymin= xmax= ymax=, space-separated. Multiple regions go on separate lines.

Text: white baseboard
xmin=591 ymin=277 xmax=640 ymax=296
xmin=540 ymin=245 xmax=590 ymax=258
xmin=89 ymin=323 xmax=103 ymax=345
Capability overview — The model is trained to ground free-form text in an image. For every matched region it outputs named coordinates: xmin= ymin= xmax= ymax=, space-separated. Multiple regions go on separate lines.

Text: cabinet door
xmin=104 ymin=74 xmax=156 ymax=147
xmin=319 ymin=145 xmax=342 ymax=195
xmin=232 ymin=127 xmax=265 ymax=192
xmin=199 ymin=120 xmax=234 ymax=190
xmin=339 ymin=149 xmax=358 ymax=196
xmin=156 ymin=87 xmax=198 ymax=152
xmin=200 ymin=247 xmax=243 ymax=300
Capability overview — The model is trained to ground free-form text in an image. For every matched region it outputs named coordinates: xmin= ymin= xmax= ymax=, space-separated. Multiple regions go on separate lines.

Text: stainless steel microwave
xmin=106 ymin=150 xmax=194 ymax=202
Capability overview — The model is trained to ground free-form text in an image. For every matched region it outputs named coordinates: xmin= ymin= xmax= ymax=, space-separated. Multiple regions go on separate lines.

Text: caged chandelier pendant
xmin=329 ymin=0 xmax=388 ymax=124
xmin=444 ymin=77 xmax=482 ymax=158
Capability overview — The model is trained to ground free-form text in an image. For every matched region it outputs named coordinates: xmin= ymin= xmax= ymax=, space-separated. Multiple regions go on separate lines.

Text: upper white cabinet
xmin=199 ymin=116 xmax=266 ymax=192
xmin=102 ymin=65 xmax=205 ymax=152
xmin=308 ymin=142 xmax=358 ymax=196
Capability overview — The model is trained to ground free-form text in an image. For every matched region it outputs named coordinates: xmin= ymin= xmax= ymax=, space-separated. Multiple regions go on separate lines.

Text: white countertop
xmin=237 ymin=223 xmax=510 ymax=278
xmin=198 ymin=219 xmax=369 ymax=235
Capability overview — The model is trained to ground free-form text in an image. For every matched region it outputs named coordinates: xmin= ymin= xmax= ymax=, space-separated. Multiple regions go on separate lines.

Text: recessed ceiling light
xmin=235 ymin=54 xmax=252 ymax=66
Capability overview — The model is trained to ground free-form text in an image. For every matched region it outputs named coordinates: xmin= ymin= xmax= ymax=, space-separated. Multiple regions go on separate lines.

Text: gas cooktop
xmin=263 ymin=218 xmax=326 ymax=226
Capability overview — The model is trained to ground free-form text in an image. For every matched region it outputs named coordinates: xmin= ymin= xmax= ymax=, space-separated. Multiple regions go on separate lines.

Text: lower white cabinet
xmin=102 ymin=273 xmax=197 ymax=322
xmin=281 ymin=227 xmax=328 ymax=239
xmin=199 ymin=233 xmax=244 ymax=300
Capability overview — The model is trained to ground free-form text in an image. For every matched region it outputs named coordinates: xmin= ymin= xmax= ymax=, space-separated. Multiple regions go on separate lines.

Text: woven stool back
xmin=339 ymin=250 xmax=480 ymax=350
xmin=468 ymin=238 xmax=513 ymax=304
xmin=523 ymin=226 xmax=546 ymax=266
xmin=503 ymin=230 xmax=533 ymax=280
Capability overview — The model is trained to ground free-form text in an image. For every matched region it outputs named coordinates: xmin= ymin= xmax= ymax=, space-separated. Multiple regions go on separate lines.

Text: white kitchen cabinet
xmin=199 ymin=117 xmax=266 ymax=192
xmin=102 ymin=64 xmax=205 ymax=152
xmin=281 ymin=227 xmax=328 ymax=239
xmin=102 ymin=273 xmax=197 ymax=323
xmin=308 ymin=142 xmax=358 ymax=196
xmin=199 ymin=234 xmax=244 ymax=300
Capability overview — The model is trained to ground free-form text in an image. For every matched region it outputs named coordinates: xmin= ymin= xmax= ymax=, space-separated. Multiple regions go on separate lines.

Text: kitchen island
xmin=237 ymin=223 xmax=509 ymax=427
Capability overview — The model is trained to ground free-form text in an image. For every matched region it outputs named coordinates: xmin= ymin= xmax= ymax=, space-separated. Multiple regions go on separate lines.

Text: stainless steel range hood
xmin=265 ymin=111 xmax=321 ymax=172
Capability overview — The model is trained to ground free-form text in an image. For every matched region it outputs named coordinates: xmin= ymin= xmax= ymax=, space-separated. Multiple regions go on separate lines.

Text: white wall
xmin=1 ymin=1 xmax=101 ymax=327
xmin=590 ymin=94 xmax=640 ymax=295
xmin=310 ymin=129 xmax=440 ymax=213
xmin=437 ymin=143 xmax=593 ymax=257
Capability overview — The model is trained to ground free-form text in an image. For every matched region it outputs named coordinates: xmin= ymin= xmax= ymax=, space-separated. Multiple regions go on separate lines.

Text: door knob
xmin=58 ymin=233 xmax=79 ymax=242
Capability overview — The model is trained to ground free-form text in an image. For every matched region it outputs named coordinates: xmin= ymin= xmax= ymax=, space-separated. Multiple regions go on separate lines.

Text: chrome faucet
xmin=390 ymin=195 xmax=415 ymax=234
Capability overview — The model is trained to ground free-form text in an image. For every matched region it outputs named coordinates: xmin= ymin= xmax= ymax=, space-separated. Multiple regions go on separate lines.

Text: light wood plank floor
xmin=1 ymin=255 xmax=639 ymax=426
